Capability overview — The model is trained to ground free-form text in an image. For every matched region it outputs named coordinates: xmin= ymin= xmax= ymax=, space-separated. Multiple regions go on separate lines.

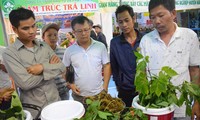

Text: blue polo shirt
xmin=110 ymin=29 xmax=143 ymax=91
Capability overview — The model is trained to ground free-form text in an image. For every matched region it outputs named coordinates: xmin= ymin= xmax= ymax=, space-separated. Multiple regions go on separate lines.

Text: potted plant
xmin=0 ymin=90 xmax=26 ymax=120
xmin=132 ymin=50 xmax=200 ymax=119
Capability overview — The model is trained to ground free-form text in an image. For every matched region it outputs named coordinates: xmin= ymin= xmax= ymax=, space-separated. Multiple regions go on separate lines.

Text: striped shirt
xmin=54 ymin=46 xmax=69 ymax=100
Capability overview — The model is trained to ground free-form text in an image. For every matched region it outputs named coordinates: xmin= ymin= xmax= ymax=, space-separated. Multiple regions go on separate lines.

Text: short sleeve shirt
xmin=62 ymin=39 xmax=109 ymax=96
xmin=140 ymin=24 xmax=200 ymax=117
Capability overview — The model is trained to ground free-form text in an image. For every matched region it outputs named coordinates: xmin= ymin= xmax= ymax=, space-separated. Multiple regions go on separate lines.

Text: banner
xmin=1 ymin=0 xmax=99 ymax=17
xmin=1 ymin=0 xmax=200 ymax=17
xmin=35 ymin=13 xmax=82 ymax=29
xmin=99 ymin=0 xmax=200 ymax=13
xmin=99 ymin=0 xmax=150 ymax=13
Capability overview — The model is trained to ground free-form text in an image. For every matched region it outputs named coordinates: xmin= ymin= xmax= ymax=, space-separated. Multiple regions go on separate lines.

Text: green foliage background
xmin=0 ymin=21 xmax=5 ymax=46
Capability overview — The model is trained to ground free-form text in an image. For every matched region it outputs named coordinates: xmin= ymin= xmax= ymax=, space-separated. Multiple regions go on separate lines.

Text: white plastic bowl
xmin=132 ymin=95 xmax=175 ymax=115
xmin=24 ymin=110 xmax=33 ymax=120
xmin=41 ymin=100 xmax=85 ymax=120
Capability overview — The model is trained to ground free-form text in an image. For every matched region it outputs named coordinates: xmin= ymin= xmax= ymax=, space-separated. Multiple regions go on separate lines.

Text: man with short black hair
xmin=88 ymin=19 xmax=97 ymax=40
xmin=140 ymin=0 xmax=200 ymax=119
xmin=3 ymin=7 xmax=65 ymax=118
xmin=110 ymin=4 xmax=143 ymax=107
xmin=93 ymin=24 xmax=108 ymax=49
xmin=63 ymin=16 xmax=111 ymax=105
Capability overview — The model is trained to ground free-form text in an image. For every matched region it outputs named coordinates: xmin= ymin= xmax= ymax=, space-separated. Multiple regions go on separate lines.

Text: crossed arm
xmin=3 ymin=52 xmax=65 ymax=90
xmin=26 ymin=55 xmax=61 ymax=75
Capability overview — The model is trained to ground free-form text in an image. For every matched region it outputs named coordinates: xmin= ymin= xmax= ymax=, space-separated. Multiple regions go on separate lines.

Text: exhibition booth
xmin=0 ymin=0 xmax=200 ymax=119
xmin=0 ymin=0 xmax=200 ymax=46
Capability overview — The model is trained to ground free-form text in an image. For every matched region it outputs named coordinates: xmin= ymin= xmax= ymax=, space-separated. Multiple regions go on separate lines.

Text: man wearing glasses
xmin=62 ymin=16 xmax=111 ymax=106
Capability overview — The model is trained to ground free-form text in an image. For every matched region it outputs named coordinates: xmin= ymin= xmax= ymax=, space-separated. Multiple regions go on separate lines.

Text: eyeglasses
xmin=74 ymin=28 xmax=91 ymax=34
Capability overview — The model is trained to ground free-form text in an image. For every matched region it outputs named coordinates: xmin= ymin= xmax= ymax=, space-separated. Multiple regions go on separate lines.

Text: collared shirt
xmin=97 ymin=32 xmax=107 ymax=49
xmin=62 ymin=39 xmax=109 ymax=96
xmin=110 ymin=29 xmax=143 ymax=91
xmin=2 ymin=38 xmax=65 ymax=116
xmin=140 ymin=23 xmax=200 ymax=117
xmin=0 ymin=46 xmax=11 ymax=88
xmin=54 ymin=46 xmax=69 ymax=100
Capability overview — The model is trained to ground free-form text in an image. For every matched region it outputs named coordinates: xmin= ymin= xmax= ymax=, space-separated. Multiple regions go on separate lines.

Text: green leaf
xmin=162 ymin=66 xmax=178 ymax=77
xmin=145 ymin=94 xmax=152 ymax=100
xmin=134 ymin=51 xmax=143 ymax=60
xmin=151 ymin=103 xmax=159 ymax=108
xmin=135 ymin=72 xmax=149 ymax=95
xmin=97 ymin=111 xmax=112 ymax=119
xmin=136 ymin=61 xmax=147 ymax=71
xmin=86 ymin=99 xmax=92 ymax=105
xmin=156 ymin=101 xmax=170 ymax=107
xmin=144 ymin=56 xmax=149 ymax=63
xmin=150 ymin=76 xmax=167 ymax=97
xmin=168 ymin=93 xmax=178 ymax=105
xmin=186 ymin=103 xmax=192 ymax=116
xmin=158 ymin=72 xmax=169 ymax=84
xmin=185 ymin=83 xmax=200 ymax=96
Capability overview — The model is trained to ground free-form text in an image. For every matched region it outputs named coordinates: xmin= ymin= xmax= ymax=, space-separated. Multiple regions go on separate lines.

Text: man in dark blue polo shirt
xmin=110 ymin=5 xmax=143 ymax=107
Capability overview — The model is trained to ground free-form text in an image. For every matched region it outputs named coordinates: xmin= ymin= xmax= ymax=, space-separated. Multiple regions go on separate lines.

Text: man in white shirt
xmin=63 ymin=16 xmax=111 ymax=104
xmin=140 ymin=0 xmax=200 ymax=119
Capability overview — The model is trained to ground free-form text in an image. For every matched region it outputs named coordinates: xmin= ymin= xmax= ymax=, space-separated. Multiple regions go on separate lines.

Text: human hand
xmin=69 ymin=83 xmax=80 ymax=95
xmin=192 ymin=100 xmax=200 ymax=120
xmin=3 ymin=90 xmax=13 ymax=101
xmin=66 ymin=82 xmax=71 ymax=90
xmin=49 ymin=55 xmax=60 ymax=64
xmin=0 ymin=88 xmax=14 ymax=104
xmin=103 ymin=85 xmax=108 ymax=92
xmin=27 ymin=64 xmax=43 ymax=75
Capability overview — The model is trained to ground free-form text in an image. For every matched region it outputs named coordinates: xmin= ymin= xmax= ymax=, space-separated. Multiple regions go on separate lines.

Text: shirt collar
xmin=120 ymin=29 xmax=143 ymax=43
xmin=173 ymin=23 xmax=181 ymax=39
xmin=54 ymin=45 xmax=59 ymax=52
xmin=74 ymin=38 xmax=96 ymax=46
xmin=154 ymin=22 xmax=180 ymax=40
xmin=14 ymin=38 xmax=43 ymax=50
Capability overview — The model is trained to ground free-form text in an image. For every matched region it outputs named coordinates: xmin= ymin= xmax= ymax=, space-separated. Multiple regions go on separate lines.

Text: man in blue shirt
xmin=110 ymin=5 xmax=143 ymax=107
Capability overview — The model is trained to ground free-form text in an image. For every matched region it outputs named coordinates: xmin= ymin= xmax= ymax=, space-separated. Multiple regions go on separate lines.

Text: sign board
xmin=99 ymin=0 xmax=200 ymax=13
xmin=1 ymin=0 xmax=200 ymax=17
xmin=1 ymin=0 xmax=99 ymax=17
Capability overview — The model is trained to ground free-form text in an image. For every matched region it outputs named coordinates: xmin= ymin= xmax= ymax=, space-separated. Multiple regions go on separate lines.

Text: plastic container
xmin=24 ymin=110 xmax=33 ymax=120
xmin=41 ymin=100 xmax=85 ymax=120
xmin=132 ymin=96 xmax=175 ymax=120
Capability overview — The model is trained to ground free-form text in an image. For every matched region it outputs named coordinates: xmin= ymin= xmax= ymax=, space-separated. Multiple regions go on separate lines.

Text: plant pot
xmin=132 ymin=95 xmax=175 ymax=120
xmin=24 ymin=110 xmax=33 ymax=120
